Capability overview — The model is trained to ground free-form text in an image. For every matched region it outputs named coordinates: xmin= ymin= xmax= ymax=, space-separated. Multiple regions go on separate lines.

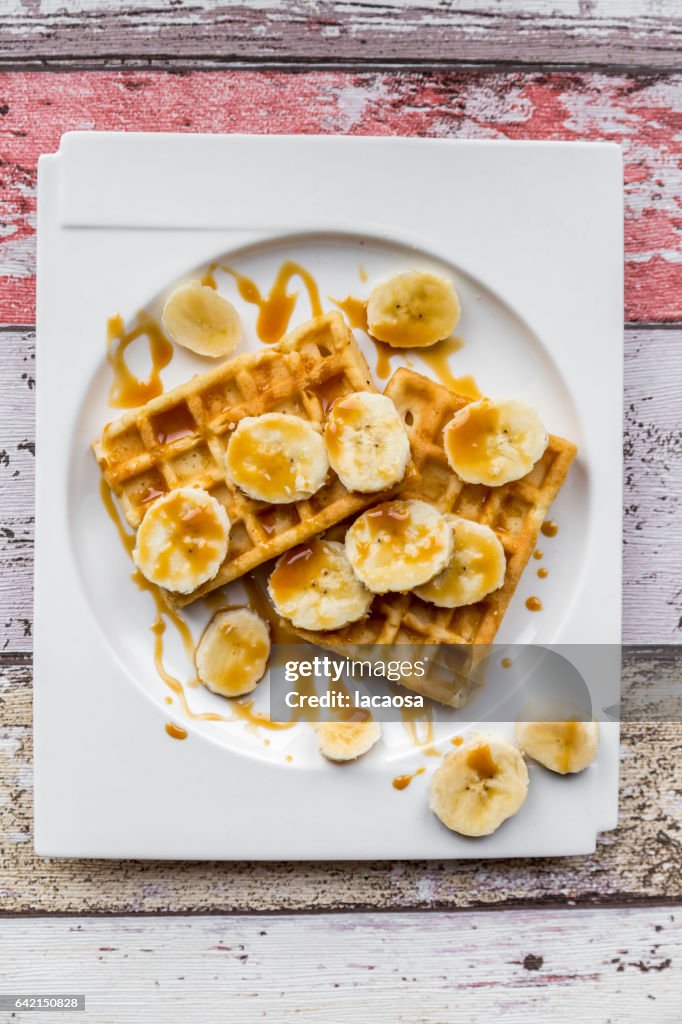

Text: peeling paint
xmin=0 ymin=70 xmax=681 ymax=322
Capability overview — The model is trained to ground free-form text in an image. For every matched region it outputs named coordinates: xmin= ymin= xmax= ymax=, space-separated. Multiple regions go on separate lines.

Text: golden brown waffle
xmin=94 ymin=312 xmax=400 ymax=605
xmin=292 ymin=367 xmax=577 ymax=652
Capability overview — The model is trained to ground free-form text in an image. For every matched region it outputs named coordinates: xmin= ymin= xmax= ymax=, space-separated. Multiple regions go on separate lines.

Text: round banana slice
xmin=324 ymin=392 xmax=410 ymax=493
xmin=443 ymin=397 xmax=548 ymax=487
xmin=195 ymin=607 xmax=270 ymax=698
xmin=133 ymin=487 xmax=230 ymax=594
xmin=345 ymin=499 xmax=453 ymax=594
xmin=269 ymin=540 xmax=373 ymax=631
xmin=316 ymin=721 xmax=382 ymax=762
xmin=366 ymin=270 xmax=460 ymax=348
xmin=429 ymin=734 xmax=529 ymax=837
xmin=414 ymin=517 xmax=506 ymax=608
xmin=162 ymin=280 xmax=242 ymax=357
xmin=225 ymin=413 xmax=329 ymax=504
xmin=516 ymin=705 xmax=599 ymax=774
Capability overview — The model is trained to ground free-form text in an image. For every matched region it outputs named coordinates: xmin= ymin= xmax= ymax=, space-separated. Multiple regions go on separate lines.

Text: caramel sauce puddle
xmin=392 ymin=766 xmax=425 ymax=791
xmin=165 ymin=722 xmax=188 ymax=741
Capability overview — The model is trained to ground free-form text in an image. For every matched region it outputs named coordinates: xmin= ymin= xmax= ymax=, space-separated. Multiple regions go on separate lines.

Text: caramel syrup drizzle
xmin=330 ymin=292 xmax=477 ymax=395
xmin=392 ymin=766 xmax=425 ymax=790
xmin=106 ymin=313 xmax=173 ymax=409
xmin=151 ymin=616 xmax=226 ymax=722
xmin=241 ymin=573 xmax=374 ymax=727
xmin=241 ymin=576 xmax=323 ymax=725
xmin=466 ymin=742 xmax=498 ymax=779
xmin=241 ymin=574 xmax=298 ymax=646
xmin=372 ymin=341 xmax=395 ymax=381
xmin=328 ymin=293 xmax=400 ymax=381
xmin=419 ymin=340 xmax=480 ymax=399
xmin=328 ymin=295 xmax=399 ymax=382
xmin=99 ymin=480 xmax=196 ymax=666
xmin=102 ymin=260 xmax=482 ymax=743
xmin=165 ymin=722 xmax=188 ymax=741
xmin=99 ymin=480 xmax=290 ymax=733
xmin=330 ymin=295 xmax=368 ymax=331
xmin=206 ymin=260 xmax=323 ymax=344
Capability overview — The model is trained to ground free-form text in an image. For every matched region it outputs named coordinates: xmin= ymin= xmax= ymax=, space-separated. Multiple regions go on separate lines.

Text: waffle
xmin=292 ymin=367 xmax=577 ymax=652
xmin=94 ymin=312 xmax=400 ymax=605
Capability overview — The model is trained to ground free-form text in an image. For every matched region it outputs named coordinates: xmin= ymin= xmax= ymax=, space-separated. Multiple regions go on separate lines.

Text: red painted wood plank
xmin=1 ymin=70 xmax=681 ymax=324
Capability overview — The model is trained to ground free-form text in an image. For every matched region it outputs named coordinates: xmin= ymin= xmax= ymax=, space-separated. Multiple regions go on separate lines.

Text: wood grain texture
xmin=1 ymin=653 xmax=681 ymax=912
xmin=1 ymin=70 xmax=682 ymax=324
xmin=1 ymin=909 xmax=680 ymax=1022
xmin=0 ymin=330 xmax=33 ymax=654
xmin=624 ymin=329 xmax=682 ymax=642
xmin=2 ymin=327 xmax=680 ymax=651
xmin=1 ymin=0 xmax=682 ymax=69
xmin=0 ymin=54 xmax=680 ymax=919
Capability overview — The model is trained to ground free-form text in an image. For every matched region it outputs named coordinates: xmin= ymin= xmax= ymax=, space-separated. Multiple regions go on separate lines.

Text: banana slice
xmin=225 ymin=413 xmax=329 ymax=504
xmin=324 ymin=392 xmax=410 ymax=493
xmin=366 ymin=271 xmax=460 ymax=348
xmin=269 ymin=540 xmax=373 ymax=631
xmin=443 ymin=397 xmax=548 ymax=487
xmin=429 ymin=734 xmax=529 ymax=837
xmin=414 ymin=517 xmax=506 ymax=608
xmin=516 ymin=703 xmax=599 ymax=774
xmin=162 ymin=281 xmax=242 ymax=357
xmin=195 ymin=607 xmax=270 ymax=698
xmin=316 ymin=721 xmax=382 ymax=762
xmin=133 ymin=487 xmax=230 ymax=593
xmin=345 ymin=499 xmax=453 ymax=594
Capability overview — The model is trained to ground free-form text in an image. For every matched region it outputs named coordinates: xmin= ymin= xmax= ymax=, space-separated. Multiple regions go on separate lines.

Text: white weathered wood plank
xmin=624 ymin=329 xmax=682 ymax=642
xmin=0 ymin=910 xmax=679 ymax=1022
xmin=2 ymin=327 xmax=679 ymax=651
xmin=1 ymin=0 xmax=681 ymax=67
xmin=0 ymin=330 xmax=33 ymax=653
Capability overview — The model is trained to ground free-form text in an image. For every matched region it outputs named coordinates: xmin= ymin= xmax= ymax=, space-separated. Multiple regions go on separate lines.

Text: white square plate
xmin=34 ymin=134 xmax=622 ymax=858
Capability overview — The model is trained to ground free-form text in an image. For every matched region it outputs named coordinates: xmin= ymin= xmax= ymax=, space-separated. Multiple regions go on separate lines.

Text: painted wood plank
xmin=1 ymin=0 xmax=682 ymax=69
xmin=2 ymin=327 xmax=679 ymax=652
xmin=0 ymin=909 xmax=679 ymax=1022
xmin=623 ymin=328 xmax=682 ymax=642
xmin=1 ymin=70 xmax=681 ymax=325
xmin=0 ymin=651 xmax=680 ymax=911
xmin=0 ymin=330 xmax=33 ymax=654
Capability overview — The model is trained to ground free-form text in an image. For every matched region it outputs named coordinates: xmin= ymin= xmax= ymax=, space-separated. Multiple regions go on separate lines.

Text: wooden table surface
xmin=1 ymin=3 xmax=681 ymax=1020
